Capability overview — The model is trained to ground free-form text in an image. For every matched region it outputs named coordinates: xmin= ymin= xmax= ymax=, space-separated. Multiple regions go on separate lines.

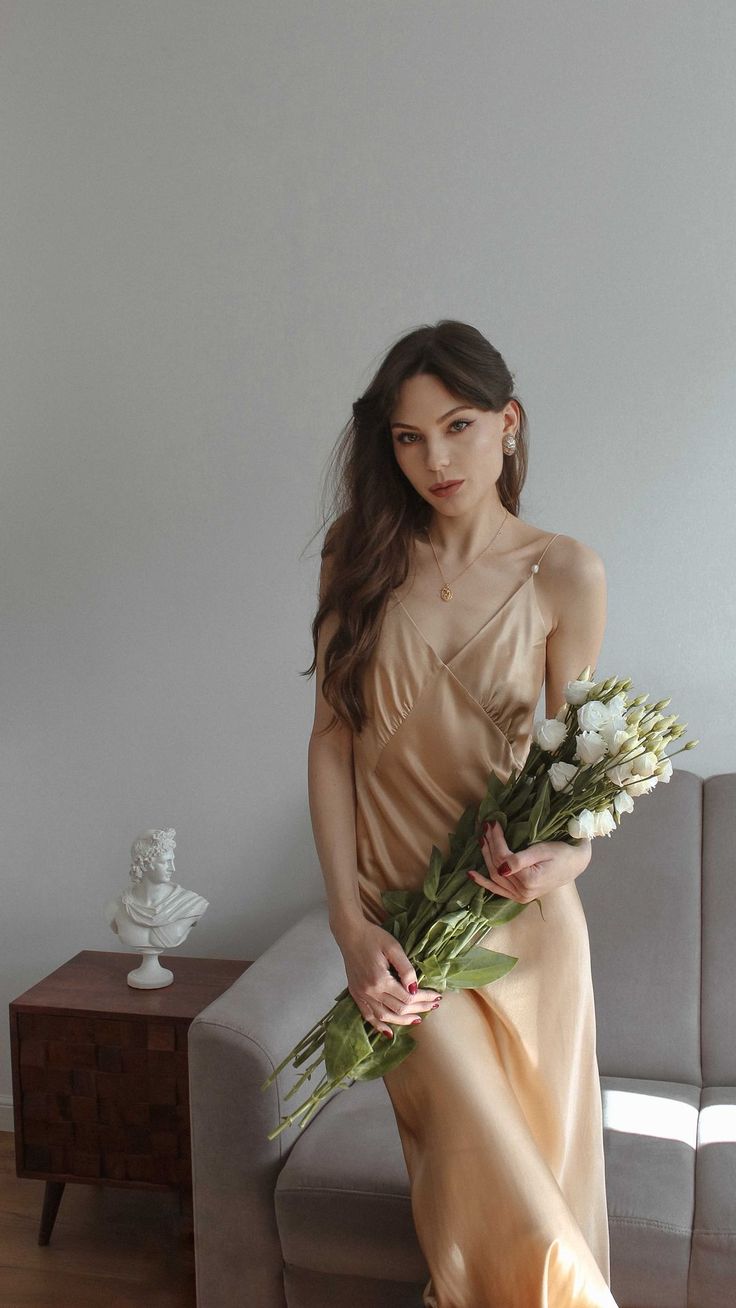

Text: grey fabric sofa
xmin=188 ymin=768 xmax=736 ymax=1307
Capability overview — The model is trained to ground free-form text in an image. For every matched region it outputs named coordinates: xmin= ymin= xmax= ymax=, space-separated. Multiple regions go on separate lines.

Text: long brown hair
xmin=303 ymin=320 xmax=529 ymax=737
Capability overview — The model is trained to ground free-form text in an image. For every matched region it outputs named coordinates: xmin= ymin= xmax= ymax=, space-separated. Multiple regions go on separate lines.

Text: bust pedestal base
xmin=127 ymin=950 xmax=173 ymax=989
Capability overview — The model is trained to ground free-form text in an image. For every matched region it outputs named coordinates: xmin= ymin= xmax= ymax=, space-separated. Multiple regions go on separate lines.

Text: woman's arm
xmin=473 ymin=539 xmax=607 ymax=899
xmin=307 ymin=557 xmax=365 ymax=945
xmin=542 ymin=536 xmax=608 ymax=718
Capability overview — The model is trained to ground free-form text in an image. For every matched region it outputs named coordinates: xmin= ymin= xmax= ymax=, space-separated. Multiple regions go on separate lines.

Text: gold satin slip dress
xmin=352 ymin=530 xmax=617 ymax=1308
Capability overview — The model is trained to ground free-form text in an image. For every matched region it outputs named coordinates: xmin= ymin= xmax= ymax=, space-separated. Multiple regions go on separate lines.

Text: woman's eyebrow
xmin=390 ymin=405 xmax=471 ymax=431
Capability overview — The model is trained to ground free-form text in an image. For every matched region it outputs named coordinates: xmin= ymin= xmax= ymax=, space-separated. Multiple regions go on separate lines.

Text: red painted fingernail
xmin=490 ymin=820 xmax=497 ymax=829
xmin=407 ymin=982 xmax=418 ymax=994
xmin=499 ymin=862 xmax=511 ymax=876
xmin=467 ymin=870 xmax=477 ymax=878
xmin=412 ymin=1018 xmax=421 ymax=1025
xmin=383 ymin=1030 xmax=393 ymax=1038
xmin=482 ymin=821 xmax=489 ymax=835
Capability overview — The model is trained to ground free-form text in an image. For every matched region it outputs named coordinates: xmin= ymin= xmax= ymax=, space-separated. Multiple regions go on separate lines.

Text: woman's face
xmin=389 ymin=373 xmax=516 ymax=515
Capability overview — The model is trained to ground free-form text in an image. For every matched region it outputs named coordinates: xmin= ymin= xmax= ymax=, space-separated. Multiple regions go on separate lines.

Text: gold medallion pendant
xmin=440 ymin=584 xmax=453 ymax=601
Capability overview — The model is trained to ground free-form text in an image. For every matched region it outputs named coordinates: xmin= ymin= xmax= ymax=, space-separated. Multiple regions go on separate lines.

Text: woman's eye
xmin=396 ymin=419 xmax=472 ymax=445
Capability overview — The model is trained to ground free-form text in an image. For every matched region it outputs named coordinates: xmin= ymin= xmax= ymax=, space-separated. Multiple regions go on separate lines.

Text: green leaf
xmin=505 ymin=819 xmax=531 ymax=849
xmin=487 ymin=771 xmax=505 ymax=803
xmin=417 ymin=913 xmax=457 ymax=954
xmin=456 ymin=802 xmax=478 ymax=843
xmin=527 ymin=776 xmax=551 ymax=842
xmin=351 ymin=1026 xmax=416 ymax=1081
xmin=416 ymin=954 xmax=445 ymax=987
xmin=504 ymin=779 xmax=536 ymax=820
xmin=446 ymin=879 xmax=483 ymax=909
xmin=417 ymin=952 xmax=443 ymax=972
xmin=422 ymin=844 xmax=444 ymax=902
xmin=470 ymin=887 xmax=485 ymax=916
xmin=477 ymin=799 xmax=507 ymax=828
xmin=479 ymin=896 xmax=527 ymax=924
xmin=448 ymin=802 xmax=478 ymax=860
xmin=477 ymin=775 xmax=505 ymax=819
xmin=435 ymin=909 xmax=469 ymax=930
xmin=445 ymin=945 xmax=519 ymax=988
xmin=387 ymin=910 xmax=408 ymax=940
xmin=323 ymin=995 xmax=373 ymax=1080
xmin=380 ymin=889 xmax=417 ymax=913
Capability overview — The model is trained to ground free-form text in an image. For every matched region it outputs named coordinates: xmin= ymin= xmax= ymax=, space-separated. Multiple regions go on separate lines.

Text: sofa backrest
xmin=578 ymin=766 xmax=702 ymax=1085
xmin=701 ymin=772 xmax=736 ymax=1086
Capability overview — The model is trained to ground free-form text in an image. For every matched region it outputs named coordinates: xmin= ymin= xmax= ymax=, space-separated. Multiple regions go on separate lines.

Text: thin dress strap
xmin=530 ymin=532 xmax=561 ymax=574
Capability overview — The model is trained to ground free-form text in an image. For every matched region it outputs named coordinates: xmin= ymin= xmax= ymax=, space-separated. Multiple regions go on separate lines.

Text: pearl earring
xmin=502 ymin=433 xmax=517 ymax=454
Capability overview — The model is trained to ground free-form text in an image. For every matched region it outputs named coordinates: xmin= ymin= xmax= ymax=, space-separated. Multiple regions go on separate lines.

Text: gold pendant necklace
xmin=427 ymin=509 xmax=508 ymax=601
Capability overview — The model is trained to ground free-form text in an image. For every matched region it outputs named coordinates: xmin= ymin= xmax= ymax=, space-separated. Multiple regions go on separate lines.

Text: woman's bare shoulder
xmin=520 ymin=526 xmax=606 ymax=634
xmin=539 ymin=531 xmax=605 ymax=581
xmin=515 ymin=517 xmax=603 ymax=575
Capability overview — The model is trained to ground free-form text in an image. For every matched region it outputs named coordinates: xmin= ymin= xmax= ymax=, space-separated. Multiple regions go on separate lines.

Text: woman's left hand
xmin=468 ymin=820 xmax=592 ymax=903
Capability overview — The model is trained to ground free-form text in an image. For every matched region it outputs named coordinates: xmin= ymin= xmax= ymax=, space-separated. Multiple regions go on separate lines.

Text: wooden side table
xmin=8 ymin=948 xmax=252 ymax=1245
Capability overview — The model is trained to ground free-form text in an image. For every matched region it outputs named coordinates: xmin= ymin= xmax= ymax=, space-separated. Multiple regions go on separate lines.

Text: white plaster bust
xmin=105 ymin=828 xmax=209 ymax=988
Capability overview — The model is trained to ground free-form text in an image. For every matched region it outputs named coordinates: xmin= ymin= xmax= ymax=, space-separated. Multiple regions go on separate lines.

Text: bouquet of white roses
xmin=262 ymin=666 xmax=697 ymax=1140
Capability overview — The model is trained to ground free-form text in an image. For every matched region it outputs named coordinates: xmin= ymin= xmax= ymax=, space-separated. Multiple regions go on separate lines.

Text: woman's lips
xmin=430 ymin=480 xmax=464 ymax=497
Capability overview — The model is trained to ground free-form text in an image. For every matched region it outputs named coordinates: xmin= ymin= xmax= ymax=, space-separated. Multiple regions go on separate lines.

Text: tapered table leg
xmin=38 ymin=1179 xmax=65 ymax=1245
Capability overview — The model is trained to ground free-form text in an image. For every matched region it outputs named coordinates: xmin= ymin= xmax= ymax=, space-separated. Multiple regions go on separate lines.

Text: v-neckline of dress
xmin=391 ymin=570 xmax=544 ymax=671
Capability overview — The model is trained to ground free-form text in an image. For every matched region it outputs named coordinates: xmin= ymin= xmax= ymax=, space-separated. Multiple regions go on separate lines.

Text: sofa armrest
xmin=188 ymin=900 xmax=348 ymax=1308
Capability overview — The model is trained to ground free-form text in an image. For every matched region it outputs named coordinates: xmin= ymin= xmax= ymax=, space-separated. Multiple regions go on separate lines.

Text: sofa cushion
xmin=602 ymin=1075 xmax=699 ymax=1308
xmin=578 ymin=768 xmax=702 ymax=1085
xmin=275 ymin=1077 xmax=427 ymax=1283
xmin=687 ymin=1085 xmax=736 ymax=1306
xmin=283 ymin=1265 xmax=425 ymax=1308
xmin=276 ymin=1069 xmax=702 ymax=1304
xmin=701 ymin=774 xmax=736 ymax=1085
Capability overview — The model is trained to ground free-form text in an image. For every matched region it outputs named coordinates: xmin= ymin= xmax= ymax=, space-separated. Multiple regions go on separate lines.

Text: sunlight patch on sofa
xmin=697 ymin=1102 xmax=736 ymax=1146
xmin=602 ymin=1088 xmax=698 ymax=1148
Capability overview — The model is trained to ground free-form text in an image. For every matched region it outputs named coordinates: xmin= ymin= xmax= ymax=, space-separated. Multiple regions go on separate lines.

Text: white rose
xmin=574 ymin=730 xmax=609 ymax=765
xmin=613 ymin=789 xmax=635 ymax=815
xmin=577 ymin=699 xmax=612 ymax=732
xmin=655 ymin=756 xmax=673 ymax=783
xmin=606 ymin=760 xmax=634 ymax=786
xmin=565 ymin=677 xmax=595 ymax=706
xmin=598 ymin=717 xmax=633 ymax=755
xmin=593 ymin=807 xmax=617 ymax=837
xmin=627 ymin=775 xmax=658 ymax=797
xmin=567 ymin=809 xmax=597 ymax=839
xmin=533 ymin=717 xmax=568 ymax=751
xmin=607 ymin=692 xmax=628 ymax=718
xmin=631 ymin=750 xmax=659 ymax=778
xmin=549 ymin=760 xmax=579 ymax=793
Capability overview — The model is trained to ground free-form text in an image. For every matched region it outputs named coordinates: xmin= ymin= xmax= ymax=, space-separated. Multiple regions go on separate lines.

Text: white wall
xmin=2 ymin=0 xmax=735 ymax=1122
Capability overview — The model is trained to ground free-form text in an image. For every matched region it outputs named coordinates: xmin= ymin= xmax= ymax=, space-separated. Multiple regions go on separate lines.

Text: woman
xmin=306 ymin=320 xmax=617 ymax=1307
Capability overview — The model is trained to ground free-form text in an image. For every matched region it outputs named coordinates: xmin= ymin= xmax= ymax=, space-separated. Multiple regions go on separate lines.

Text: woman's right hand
xmin=334 ymin=919 xmax=443 ymax=1038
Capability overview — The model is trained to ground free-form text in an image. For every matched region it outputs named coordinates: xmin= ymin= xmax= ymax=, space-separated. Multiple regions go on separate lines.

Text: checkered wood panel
xmin=16 ymin=1012 xmax=192 ymax=1186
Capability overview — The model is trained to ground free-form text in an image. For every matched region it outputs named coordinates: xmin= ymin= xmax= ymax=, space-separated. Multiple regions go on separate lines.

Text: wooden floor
xmin=0 ymin=1132 xmax=196 ymax=1307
